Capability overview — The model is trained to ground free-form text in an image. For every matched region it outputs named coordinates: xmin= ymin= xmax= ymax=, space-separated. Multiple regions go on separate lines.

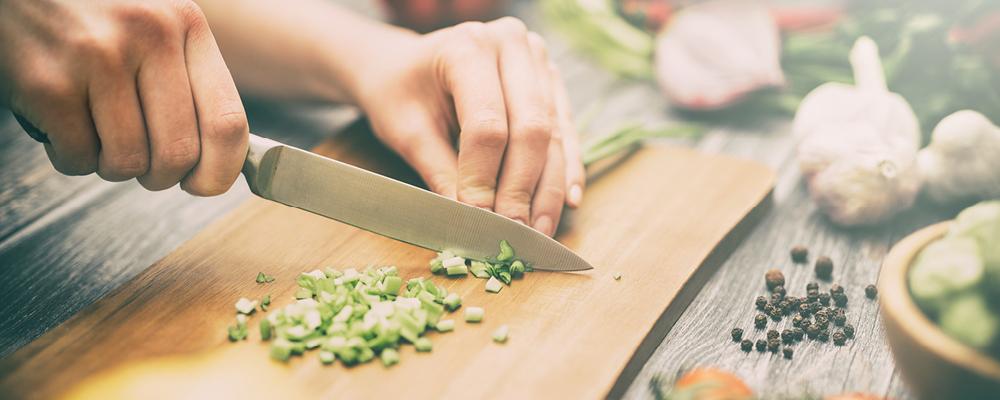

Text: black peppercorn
xmin=792 ymin=327 xmax=804 ymax=341
xmin=783 ymin=346 xmax=794 ymax=359
xmin=810 ymin=302 xmax=822 ymax=313
xmin=791 ymin=245 xmax=809 ymax=264
xmin=806 ymin=324 xmax=819 ymax=339
xmin=830 ymin=283 xmax=844 ymax=295
xmin=792 ymin=314 xmax=804 ymax=327
xmin=756 ymin=339 xmax=767 ymax=352
xmin=815 ymin=319 xmax=830 ymax=331
xmin=781 ymin=329 xmax=794 ymax=344
xmin=814 ymin=310 xmax=829 ymax=323
xmin=767 ymin=329 xmax=780 ymax=340
xmin=770 ymin=311 xmax=782 ymax=321
xmin=770 ymin=292 xmax=783 ymax=304
xmin=755 ymin=295 xmax=768 ymax=310
xmin=779 ymin=300 xmax=793 ymax=315
xmin=731 ymin=328 xmax=744 ymax=342
xmin=755 ymin=313 xmax=767 ymax=329
xmin=818 ymin=293 xmax=831 ymax=306
xmin=865 ymin=284 xmax=878 ymax=299
xmin=767 ymin=339 xmax=780 ymax=352
xmin=798 ymin=303 xmax=812 ymax=317
xmin=741 ymin=339 xmax=753 ymax=352
xmin=766 ymin=269 xmax=785 ymax=291
xmin=800 ymin=319 xmax=812 ymax=331
xmin=807 ymin=291 xmax=819 ymax=303
xmin=833 ymin=293 xmax=848 ymax=307
xmin=832 ymin=331 xmax=847 ymax=346
xmin=844 ymin=324 xmax=855 ymax=338
xmin=773 ymin=285 xmax=786 ymax=298
xmin=815 ymin=256 xmax=833 ymax=280
xmin=833 ymin=309 xmax=847 ymax=326
xmin=788 ymin=296 xmax=802 ymax=310
xmin=817 ymin=331 xmax=830 ymax=342
xmin=807 ymin=282 xmax=819 ymax=291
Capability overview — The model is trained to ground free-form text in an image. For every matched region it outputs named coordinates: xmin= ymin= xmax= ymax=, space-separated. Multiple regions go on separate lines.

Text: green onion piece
xmin=294 ymin=287 xmax=312 ymax=300
xmin=261 ymin=294 xmax=271 ymax=311
xmin=414 ymin=337 xmax=433 ymax=352
xmin=235 ymin=297 xmax=258 ymax=315
xmin=227 ymin=324 xmax=248 ymax=341
xmin=497 ymin=271 xmax=512 ymax=285
xmin=318 ymin=350 xmax=336 ymax=365
xmin=497 ymin=240 xmax=515 ymax=261
xmin=492 ymin=325 xmax=509 ymax=344
xmin=436 ymin=319 xmax=455 ymax=332
xmin=270 ymin=338 xmax=293 ymax=361
xmin=256 ymin=272 xmax=267 ymax=283
xmin=469 ymin=261 xmax=491 ymax=279
xmin=465 ymin=307 xmax=484 ymax=323
xmin=443 ymin=293 xmax=462 ymax=311
xmin=381 ymin=348 xmax=400 ymax=367
xmin=613 ymin=273 xmax=622 ymax=281
xmin=260 ymin=318 xmax=272 ymax=341
xmin=510 ymin=260 xmax=526 ymax=277
xmin=430 ymin=260 xmax=444 ymax=274
xmin=382 ymin=276 xmax=403 ymax=295
xmin=445 ymin=264 xmax=469 ymax=276
xmin=485 ymin=277 xmax=503 ymax=293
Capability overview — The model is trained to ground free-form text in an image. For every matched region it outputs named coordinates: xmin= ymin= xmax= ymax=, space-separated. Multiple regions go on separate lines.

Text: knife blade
xmin=242 ymin=134 xmax=592 ymax=272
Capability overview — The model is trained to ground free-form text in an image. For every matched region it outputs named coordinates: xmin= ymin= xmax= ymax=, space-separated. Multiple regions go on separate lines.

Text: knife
xmin=242 ymin=134 xmax=593 ymax=272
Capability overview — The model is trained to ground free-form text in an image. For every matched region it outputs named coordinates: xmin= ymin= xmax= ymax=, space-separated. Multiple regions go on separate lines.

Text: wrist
xmin=319 ymin=20 xmax=420 ymax=106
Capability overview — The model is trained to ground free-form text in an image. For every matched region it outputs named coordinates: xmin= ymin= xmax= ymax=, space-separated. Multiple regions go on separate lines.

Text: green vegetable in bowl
xmin=950 ymin=202 xmax=1000 ymax=290
xmin=939 ymin=293 xmax=1000 ymax=350
xmin=909 ymin=236 xmax=983 ymax=316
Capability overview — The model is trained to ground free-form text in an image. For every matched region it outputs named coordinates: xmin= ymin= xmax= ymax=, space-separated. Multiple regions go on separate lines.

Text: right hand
xmin=0 ymin=0 xmax=249 ymax=195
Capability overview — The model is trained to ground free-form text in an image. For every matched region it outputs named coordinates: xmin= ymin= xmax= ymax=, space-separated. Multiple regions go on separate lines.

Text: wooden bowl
xmin=880 ymin=222 xmax=1000 ymax=399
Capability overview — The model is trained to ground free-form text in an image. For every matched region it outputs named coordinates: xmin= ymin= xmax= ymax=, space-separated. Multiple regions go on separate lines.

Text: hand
xmin=0 ymin=0 xmax=248 ymax=195
xmin=350 ymin=17 xmax=586 ymax=237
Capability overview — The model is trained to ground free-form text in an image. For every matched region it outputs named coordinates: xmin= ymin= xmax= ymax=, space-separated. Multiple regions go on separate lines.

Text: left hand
xmin=347 ymin=17 xmax=585 ymax=237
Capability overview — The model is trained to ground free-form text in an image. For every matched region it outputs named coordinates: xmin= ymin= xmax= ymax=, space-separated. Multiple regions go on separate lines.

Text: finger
xmin=530 ymin=139 xmax=566 ymax=237
xmin=136 ymin=47 xmax=200 ymax=191
xmin=377 ymin=108 xmax=458 ymax=198
xmin=180 ymin=11 xmax=248 ymax=196
xmin=13 ymin=87 xmax=99 ymax=175
xmin=88 ymin=56 xmax=150 ymax=181
xmin=441 ymin=23 xmax=509 ymax=209
xmin=548 ymin=61 xmax=585 ymax=208
xmin=489 ymin=18 xmax=555 ymax=225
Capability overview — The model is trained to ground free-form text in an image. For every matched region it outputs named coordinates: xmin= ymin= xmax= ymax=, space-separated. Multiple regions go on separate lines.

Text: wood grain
xmin=0 ymin=124 xmax=773 ymax=399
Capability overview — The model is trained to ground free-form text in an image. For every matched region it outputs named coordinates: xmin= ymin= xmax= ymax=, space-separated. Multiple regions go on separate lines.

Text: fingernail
xmin=533 ymin=216 xmax=553 ymax=237
xmin=567 ymin=184 xmax=583 ymax=207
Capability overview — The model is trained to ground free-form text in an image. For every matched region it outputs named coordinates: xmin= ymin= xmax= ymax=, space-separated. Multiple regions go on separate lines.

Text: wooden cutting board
xmin=0 ymin=122 xmax=774 ymax=400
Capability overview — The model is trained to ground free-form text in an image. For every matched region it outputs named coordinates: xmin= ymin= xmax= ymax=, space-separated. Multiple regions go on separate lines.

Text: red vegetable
xmin=670 ymin=368 xmax=753 ymax=400
xmin=825 ymin=393 xmax=890 ymax=400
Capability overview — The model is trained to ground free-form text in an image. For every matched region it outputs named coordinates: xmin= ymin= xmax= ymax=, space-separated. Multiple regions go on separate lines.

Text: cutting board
xmin=0 ymin=121 xmax=774 ymax=399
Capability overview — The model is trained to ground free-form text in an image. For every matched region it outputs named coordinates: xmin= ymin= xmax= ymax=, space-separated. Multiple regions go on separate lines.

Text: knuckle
xmin=526 ymin=32 xmax=549 ymax=56
xmin=74 ymin=33 xmax=126 ymax=69
xmin=491 ymin=16 xmax=528 ymax=37
xmin=451 ymin=21 xmax=490 ymax=42
xmin=424 ymin=171 xmax=454 ymax=195
xmin=52 ymin=157 xmax=97 ymax=176
xmin=102 ymin=151 xmax=149 ymax=179
xmin=205 ymin=111 xmax=249 ymax=145
xmin=159 ymin=136 xmax=200 ymax=171
xmin=115 ymin=3 xmax=177 ymax=41
xmin=513 ymin=117 xmax=552 ymax=145
xmin=465 ymin=117 xmax=508 ymax=149
xmin=457 ymin=183 xmax=496 ymax=209
xmin=173 ymin=0 xmax=208 ymax=30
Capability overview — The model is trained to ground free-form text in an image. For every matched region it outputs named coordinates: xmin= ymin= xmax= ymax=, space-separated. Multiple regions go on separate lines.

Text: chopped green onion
xmin=381 ymin=348 xmax=400 ymax=367
xmin=261 ymin=294 xmax=271 ymax=311
xmin=497 ymin=240 xmax=515 ymax=261
xmin=235 ymin=297 xmax=258 ymax=315
xmin=270 ymin=338 xmax=293 ymax=361
xmin=256 ymin=272 xmax=275 ymax=284
xmin=318 ymin=350 xmax=335 ymax=365
xmin=465 ymin=307 xmax=484 ymax=323
xmin=414 ymin=337 xmax=433 ymax=352
xmin=294 ymin=287 xmax=312 ymax=299
xmin=227 ymin=324 xmax=248 ymax=341
xmin=485 ymin=277 xmax=503 ymax=293
xmin=510 ymin=260 xmax=526 ymax=277
xmin=259 ymin=318 xmax=272 ymax=340
xmin=436 ymin=319 xmax=455 ymax=332
xmin=445 ymin=264 xmax=469 ymax=276
xmin=492 ymin=325 xmax=509 ymax=343
xmin=613 ymin=273 xmax=622 ymax=281
xmin=469 ymin=261 xmax=491 ymax=279
xmin=443 ymin=293 xmax=462 ymax=311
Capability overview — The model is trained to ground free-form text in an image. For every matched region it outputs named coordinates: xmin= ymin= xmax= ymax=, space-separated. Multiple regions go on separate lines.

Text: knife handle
xmin=243 ymin=133 xmax=283 ymax=196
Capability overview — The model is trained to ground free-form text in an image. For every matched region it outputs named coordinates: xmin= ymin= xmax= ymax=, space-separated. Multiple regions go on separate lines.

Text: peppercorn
xmin=806 ymin=324 xmax=819 ymax=339
xmin=781 ymin=329 xmax=794 ymax=344
xmin=830 ymin=283 xmax=844 ymax=295
xmin=844 ymin=324 xmax=855 ymax=338
xmin=773 ymin=285 xmax=786 ymax=298
xmin=788 ymin=296 xmax=801 ymax=310
xmin=756 ymin=339 xmax=767 ymax=352
xmin=770 ymin=293 xmax=782 ymax=304
xmin=800 ymin=319 xmax=812 ymax=331
xmin=783 ymin=346 xmax=794 ymax=359
xmin=791 ymin=245 xmax=809 ymax=264
xmin=755 ymin=313 xmax=767 ymax=329
xmin=815 ymin=256 xmax=833 ymax=280
xmin=806 ymin=282 xmax=819 ymax=291
xmin=833 ymin=293 xmax=848 ymax=307
xmin=792 ymin=314 xmax=804 ymax=327
xmin=779 ymin=300 xmax=793 ymax=315
xmin=792 ymin=327 xmax=804 ymax=341
xmin=765 ymin=269 xmax=785 ymax=291
xmin=865 ymin=284 xmax=878 ymax=299
xmin=755 ymin=295 xmax=768 ymax=310
xmin=731 ymin=328 xmax=744 ymax=342
xmin=810 ymin=302 xmax=822 ymax=313
xmin=767 ymin=329 xmax=780 ymax=340
xmin=807 ymin=292 xmax=819 ymax=303
xmin=832 ymin=331 xmax=847 ymax=346
xmin=814 ymin=310 xmax=829 ymax=322
xmin=833 ymin=309 xmax=847 ymax=326
xmin=817 ymin=331 xmax=830 ymax=342
xmin=770 ymin=311 xmax=782 ymax=321
xmin=818 ymin=293 xmax=831 ymax=306
xmin=816 ymin=319 xmax=830 ymax=330
xmin=767 ymin=339 xmax=780 ymax=352
xmin=741 ymin=339 xmax=753 ymax=352
xmin=798 ymin=303 xmax=812 ymax=317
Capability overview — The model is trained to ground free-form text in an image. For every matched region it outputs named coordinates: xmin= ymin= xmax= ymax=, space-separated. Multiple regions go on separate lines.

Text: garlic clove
xmin=653 ymin=0 xmax=784 ymax=110
xmin=807 ymin=151 xmax=921 ymax=226
xmin=918 ymin=110 xmax=1000 ymax=203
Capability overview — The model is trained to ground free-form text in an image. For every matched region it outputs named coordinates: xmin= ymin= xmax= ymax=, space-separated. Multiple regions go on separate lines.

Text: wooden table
xmin=0 ymin=2 xmax=960 ymax=398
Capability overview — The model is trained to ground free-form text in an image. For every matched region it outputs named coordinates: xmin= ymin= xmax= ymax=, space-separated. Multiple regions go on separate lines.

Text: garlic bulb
xmin=792 ymin=36 xmax=922 ymax=226
xmin=654 ymin=0 xmax=784 ymax=110
xmin=918 ymin=110 xmax=1000 ymax=204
